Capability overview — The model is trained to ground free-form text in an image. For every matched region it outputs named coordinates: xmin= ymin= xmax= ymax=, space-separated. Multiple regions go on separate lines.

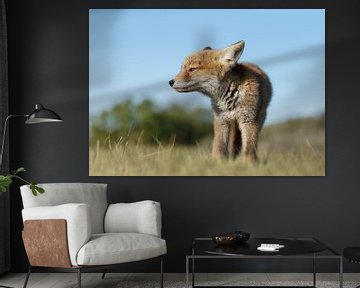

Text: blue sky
xmin=89 ymin=9 xmax=325 ymax=124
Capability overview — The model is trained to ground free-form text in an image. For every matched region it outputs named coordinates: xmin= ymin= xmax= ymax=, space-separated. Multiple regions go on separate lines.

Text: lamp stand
xmin=0 ymin=115 xmax=28 ymax=169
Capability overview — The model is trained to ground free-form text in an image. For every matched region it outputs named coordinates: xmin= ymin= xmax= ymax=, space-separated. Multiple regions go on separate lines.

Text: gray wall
xmin=6 ymin=0 xmax=360 ymax=273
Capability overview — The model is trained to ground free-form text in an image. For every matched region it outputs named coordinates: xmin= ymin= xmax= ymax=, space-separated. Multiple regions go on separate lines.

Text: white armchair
xmin=20 ymin=183 xmax=166 ymax=288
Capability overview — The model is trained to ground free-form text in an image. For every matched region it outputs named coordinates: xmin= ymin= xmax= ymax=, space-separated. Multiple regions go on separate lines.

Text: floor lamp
xmin=0 ymin=103 xmax=62 ymax=288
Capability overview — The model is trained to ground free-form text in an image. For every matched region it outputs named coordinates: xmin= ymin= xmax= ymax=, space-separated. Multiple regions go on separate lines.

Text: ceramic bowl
xmin=212 ymin=234 xmax=238 ymax=245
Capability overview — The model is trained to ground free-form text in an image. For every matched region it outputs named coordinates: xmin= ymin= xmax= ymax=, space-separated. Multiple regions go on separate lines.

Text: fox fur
xmin=170 ymin=41 xmax=272 ymax=162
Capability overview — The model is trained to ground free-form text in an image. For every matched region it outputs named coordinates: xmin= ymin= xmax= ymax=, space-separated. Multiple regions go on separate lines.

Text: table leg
xmin=313 ymin=254 xmax=316 ymax=287
xmin=192 ymin=247 xmax=195 ymax=288
xmin=192 ymin=257 xmax=195 ymax=288
xmin=186 ymin=257 xmax=189 ymax=288
xmin=339 ymin=257 xmax=343 ymax=288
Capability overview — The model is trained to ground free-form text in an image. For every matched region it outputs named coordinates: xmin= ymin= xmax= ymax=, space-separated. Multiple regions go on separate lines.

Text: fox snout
xmin=169 ymin=76 xmax=195 ymax=92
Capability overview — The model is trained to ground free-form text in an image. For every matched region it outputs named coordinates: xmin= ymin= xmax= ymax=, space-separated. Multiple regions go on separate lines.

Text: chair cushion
xmin=20 ymin=183 xmax=108 ymax=234
xmin=344 ymin=247 xmax=360 ymax=263
xmin=105 ymin=201 xmax=162 ymax=237
xmin=76 ymin=233 xmax=167 ymax=266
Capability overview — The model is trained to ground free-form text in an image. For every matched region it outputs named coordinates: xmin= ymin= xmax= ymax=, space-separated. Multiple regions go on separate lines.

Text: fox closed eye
xmin=188 ymin=67 xmax=198 ymax=72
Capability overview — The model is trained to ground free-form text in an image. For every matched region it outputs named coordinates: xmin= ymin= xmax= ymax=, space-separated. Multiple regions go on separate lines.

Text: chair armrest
xmin=104 ymin=200 xmax=162 ymax=237
xmin=22 ymin=203 xmax=91 ymax=266
xmin=23 ymin=219 xmax=72 ymax=268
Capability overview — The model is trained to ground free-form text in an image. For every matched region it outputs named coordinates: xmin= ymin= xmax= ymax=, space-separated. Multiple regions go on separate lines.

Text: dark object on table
xmin=212 ymin=230 xmax=250 ymax=245
xmin=344 ymin=246 xmax=360 ymax=263
xmin=233 ymin=230 xmax=250 ymax=242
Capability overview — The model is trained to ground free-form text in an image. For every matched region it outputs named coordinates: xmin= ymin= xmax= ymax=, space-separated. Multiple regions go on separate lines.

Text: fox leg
xmin=212 ymin=118 xmax=229 ymax=158
xmin=238 ymin=122 xmax=259 ymax=163
xmin=227 ymin=120 xmax=241 ymax=159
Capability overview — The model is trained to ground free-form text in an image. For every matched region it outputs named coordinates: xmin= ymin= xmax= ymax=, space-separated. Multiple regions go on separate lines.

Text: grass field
xmin=89 ymin=117 xmax=325 ymax=176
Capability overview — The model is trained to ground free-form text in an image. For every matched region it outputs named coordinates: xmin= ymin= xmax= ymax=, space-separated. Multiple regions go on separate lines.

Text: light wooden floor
xmin=0 ymin=273 xmax=359 ymax=288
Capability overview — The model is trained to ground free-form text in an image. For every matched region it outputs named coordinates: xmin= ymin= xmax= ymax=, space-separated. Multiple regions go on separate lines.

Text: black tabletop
xmin=194 ymin=238 xmax=328 ymax=256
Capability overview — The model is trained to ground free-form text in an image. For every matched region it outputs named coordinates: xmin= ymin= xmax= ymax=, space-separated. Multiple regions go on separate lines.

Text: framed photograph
xmin=89 ymin=9 xmax=325 ymax=176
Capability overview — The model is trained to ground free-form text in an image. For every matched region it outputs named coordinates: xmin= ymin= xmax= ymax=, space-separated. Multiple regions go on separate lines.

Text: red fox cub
xmin=169 ymin=41 xmax=272 ymax=162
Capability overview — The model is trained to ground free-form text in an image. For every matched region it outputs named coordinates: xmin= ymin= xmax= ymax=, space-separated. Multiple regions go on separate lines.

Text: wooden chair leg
xmin=22 ymin=266 xmax=31 ymax=288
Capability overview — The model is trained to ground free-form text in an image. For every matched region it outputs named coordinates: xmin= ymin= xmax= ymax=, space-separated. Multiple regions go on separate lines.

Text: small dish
xmin=212 ymin=234 xmax=237 ymax=245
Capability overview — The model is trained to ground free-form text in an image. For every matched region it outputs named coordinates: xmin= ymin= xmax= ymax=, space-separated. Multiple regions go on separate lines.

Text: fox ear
xmin=203 ymin=46 xmax=212 ymax=50
xmin=220 ymin=41 xmax=245 ymax=65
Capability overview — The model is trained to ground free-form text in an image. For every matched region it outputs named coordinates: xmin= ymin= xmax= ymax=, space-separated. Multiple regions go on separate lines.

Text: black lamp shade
xmin=25 ymin=104 xmax=63 ymax=124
